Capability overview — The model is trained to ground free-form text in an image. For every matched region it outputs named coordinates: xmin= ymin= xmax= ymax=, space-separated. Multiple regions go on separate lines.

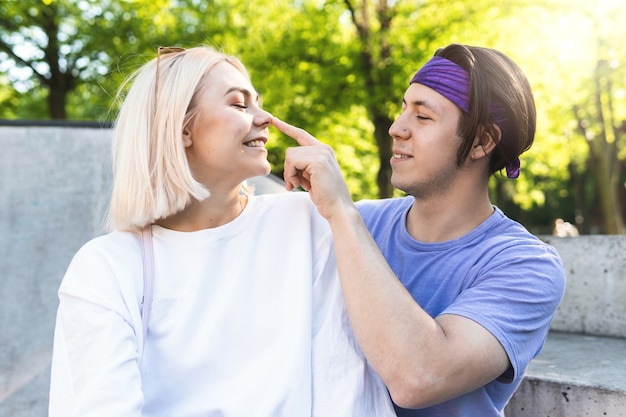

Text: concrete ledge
xmin=505 ymin=331 xmax=626 ymax=417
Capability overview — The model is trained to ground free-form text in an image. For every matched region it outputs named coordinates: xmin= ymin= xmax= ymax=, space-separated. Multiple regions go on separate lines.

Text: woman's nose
xmin=253 ymin=107 xmax=272 ymax=128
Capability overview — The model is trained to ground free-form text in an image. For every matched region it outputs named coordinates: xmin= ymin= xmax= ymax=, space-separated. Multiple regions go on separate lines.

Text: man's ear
xmin=470 ymin=124 xmax=501 ymax=159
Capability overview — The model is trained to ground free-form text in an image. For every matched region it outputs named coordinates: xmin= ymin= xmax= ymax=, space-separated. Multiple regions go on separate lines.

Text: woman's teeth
xmin=245 ymin=139 xmax=265 ymax=148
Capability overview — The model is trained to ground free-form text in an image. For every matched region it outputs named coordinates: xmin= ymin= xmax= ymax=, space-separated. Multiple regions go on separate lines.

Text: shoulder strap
xmin=140 ymin=225 xmax=155 ymax=356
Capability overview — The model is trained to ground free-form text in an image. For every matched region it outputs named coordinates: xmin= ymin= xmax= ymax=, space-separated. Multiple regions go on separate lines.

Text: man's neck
xmin=405 ymin=191 xmax=494 ymax=243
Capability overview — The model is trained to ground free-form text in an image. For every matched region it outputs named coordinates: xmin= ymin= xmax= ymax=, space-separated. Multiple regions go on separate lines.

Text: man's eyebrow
xmin=225 ymin=86 xmax=259 ymax=102
xmin=403 ymin=97 xmax=440 ymax=113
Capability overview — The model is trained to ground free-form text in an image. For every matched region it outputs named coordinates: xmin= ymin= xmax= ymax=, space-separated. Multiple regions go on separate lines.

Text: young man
xmin=272 ymin=44 xmax=566 ymax=416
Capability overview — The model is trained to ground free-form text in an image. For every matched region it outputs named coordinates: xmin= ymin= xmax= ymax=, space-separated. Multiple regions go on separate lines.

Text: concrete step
xmin=505 ymin=331 xmax=626 ymax=416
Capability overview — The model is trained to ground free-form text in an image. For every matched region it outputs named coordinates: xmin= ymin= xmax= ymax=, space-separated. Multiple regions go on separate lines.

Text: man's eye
xmin=417 ymin=115 xmax=430 ymax=120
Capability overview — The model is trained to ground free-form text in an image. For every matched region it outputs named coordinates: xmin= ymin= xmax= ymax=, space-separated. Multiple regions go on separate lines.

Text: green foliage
xmin=2 ymin=0 xmax=626 ymax=232
xmin=0 ymin=72 xmax=46 ymax=119
xmin=315 ymin=105 xmax=380 ymax=199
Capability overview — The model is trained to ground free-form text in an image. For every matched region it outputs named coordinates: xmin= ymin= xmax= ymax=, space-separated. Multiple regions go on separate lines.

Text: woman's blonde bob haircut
xmin=106 ymin=46 xmax=249 ymax=232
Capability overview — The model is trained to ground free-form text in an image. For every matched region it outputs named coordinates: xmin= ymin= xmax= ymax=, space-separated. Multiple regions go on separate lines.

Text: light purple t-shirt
xmin=357 ymin=196 xmax=566 ymax=417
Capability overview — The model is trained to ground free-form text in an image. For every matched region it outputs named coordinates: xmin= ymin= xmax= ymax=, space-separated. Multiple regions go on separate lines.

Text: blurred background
xmin=1 ymin=0 xmax=625 ymax=235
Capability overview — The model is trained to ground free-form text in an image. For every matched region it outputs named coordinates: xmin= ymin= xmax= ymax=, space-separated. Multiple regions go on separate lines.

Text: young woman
xmin=48 ymin=46 xmax=395 ymax=417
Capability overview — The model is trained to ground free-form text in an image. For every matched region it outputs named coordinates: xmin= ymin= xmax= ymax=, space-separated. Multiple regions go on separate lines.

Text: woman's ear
xmin=470 ymin=124 xmax=501 ymax=159
xmin=182 ymin=129 xmax=193 ymax=147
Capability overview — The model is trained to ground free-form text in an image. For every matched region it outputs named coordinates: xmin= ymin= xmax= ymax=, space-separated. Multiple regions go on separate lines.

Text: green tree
xmin=0 ymin=0 xmax=113 ymax=119
xmin=573 ymin=59 xmax=626 ymax=234
xmin=4 ymin=0 xmax=626 ymax=234
xmin=525 ymin=0 xmax=626 ymax=234
xmin=0 ymin=0 xmax=214 ymax=120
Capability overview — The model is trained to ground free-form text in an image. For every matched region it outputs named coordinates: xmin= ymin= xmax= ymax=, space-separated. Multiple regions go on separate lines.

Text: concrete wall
xmin=1 ymin=123 xmax=112 ymax=416
xmin=541 ymin=235 xmax=626 ymax=339
xmin=1 ymin=123 xmax=625 ymax=416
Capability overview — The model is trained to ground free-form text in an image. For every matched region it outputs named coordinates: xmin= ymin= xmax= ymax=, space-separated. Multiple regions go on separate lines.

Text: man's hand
xmin=271 ymin=117 xmax=355 ymax=220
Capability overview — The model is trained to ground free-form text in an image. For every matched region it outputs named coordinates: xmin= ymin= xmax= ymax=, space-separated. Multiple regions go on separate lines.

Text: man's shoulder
xmin=356 ymin=196 xmax=412 ymax=215
xmin=356 ymin=197 xmax=413 ymax=234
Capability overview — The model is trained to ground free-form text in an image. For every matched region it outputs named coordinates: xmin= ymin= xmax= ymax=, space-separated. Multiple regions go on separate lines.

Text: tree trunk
xmin=569 ymin=163 xmax=589 ymax=234
xmin=42 ymin=2 xmax=71 ymax=119
xmin=373 ymin=113 xmax=394 ymax=198
xmin=344 ymin=0 xmax=396 ymax=198
xmin=591 ymin=142 xmax=622 ymax=233
xmin=573 ymin=63 xmax=624 ymax=234
xmin=47 ymin=85 xmax=67 ymax=119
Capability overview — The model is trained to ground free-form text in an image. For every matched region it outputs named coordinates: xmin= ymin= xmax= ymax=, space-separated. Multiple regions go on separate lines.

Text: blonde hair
xmin=107 ymin=46 xmax=249 ymax=232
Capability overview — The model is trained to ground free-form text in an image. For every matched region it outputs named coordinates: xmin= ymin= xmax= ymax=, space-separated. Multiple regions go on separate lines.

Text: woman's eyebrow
xmin=224 ymin=86 xmax=259 ymax=102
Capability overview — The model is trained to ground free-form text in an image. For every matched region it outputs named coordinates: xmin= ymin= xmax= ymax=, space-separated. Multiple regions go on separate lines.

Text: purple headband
xmin=411 ymin=56 xmax=471 ymax=114
xmin=410 ymin=56 xmax=520 ymax=178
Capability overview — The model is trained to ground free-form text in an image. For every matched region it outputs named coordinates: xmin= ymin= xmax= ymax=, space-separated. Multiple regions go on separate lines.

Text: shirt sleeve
xmin=49 ymin=239 xmax=144 ymax=417
xmin=442 ymin=240 xmax=566 ymax=383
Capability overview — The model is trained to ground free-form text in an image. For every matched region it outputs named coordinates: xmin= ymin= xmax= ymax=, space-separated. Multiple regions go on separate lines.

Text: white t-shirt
xmin=49 ymin=192 xmax=395 ymax=417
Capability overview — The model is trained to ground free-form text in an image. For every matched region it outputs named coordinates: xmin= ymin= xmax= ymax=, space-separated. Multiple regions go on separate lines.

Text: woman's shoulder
xmin=58 ymin=231 xmax=144 ymax=326
xmin=64 ymin=231 xmax=142 ymax=282
xmin=76 ymin=230 xmax=140 ymax=257
xmin=249 ymin=192 xmax=329 ymax=234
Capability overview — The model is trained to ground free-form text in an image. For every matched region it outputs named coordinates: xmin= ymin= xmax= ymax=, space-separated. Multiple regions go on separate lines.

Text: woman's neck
xmin=156 ymin=193 xmax=248 ymax=232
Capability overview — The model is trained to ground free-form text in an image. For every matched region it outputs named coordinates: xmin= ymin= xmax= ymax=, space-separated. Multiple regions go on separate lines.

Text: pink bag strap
xmin=140 ymin=225 xmax=154 ymax=356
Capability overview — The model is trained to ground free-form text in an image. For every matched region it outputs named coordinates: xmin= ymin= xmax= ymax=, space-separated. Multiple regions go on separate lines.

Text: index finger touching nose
xmin=271 ymin=117 xmax=320 ymax=147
